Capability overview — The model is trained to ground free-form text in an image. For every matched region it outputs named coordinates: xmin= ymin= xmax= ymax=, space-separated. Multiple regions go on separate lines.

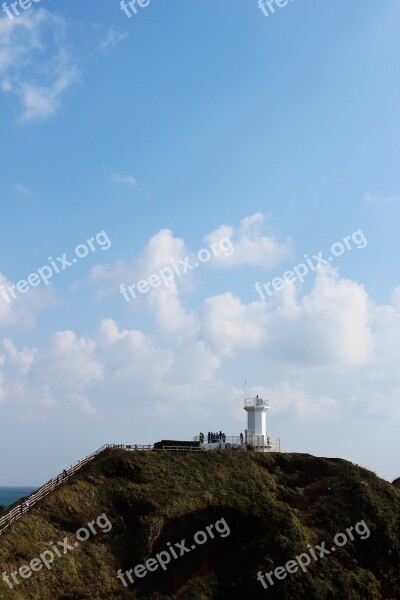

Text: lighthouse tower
xmin=243 ymin=395 xmax=272 ymax=452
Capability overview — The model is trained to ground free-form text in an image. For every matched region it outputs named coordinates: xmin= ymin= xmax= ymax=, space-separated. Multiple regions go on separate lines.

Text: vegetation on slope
xmin=0 ymin=450 xmax=399 ymax=599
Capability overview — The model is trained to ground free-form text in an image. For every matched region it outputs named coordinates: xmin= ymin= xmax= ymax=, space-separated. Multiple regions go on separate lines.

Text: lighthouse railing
xmin=192 ymin=435 xmax=244 ymax=445
xmin=245 ymin=435 xmax=280 ymax=452
xmin=244 ymin=397 xmax=270 ymax=409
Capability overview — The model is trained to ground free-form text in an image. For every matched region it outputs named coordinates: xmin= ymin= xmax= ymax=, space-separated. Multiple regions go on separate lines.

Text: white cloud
xmin=0 ymin=9 xmax=79 ymax=122
xmin=0 ymin=276 xmax=398 ymax=423
xmin=67 ymin=393 xmax=98 ymax=416
xmin=279 ymin=266 xmax=372 ymax=368
xmin=249 ymin=382 xmax=338 ymax=420
xmin=352 ymin=386 xmax=400 ymax=420
xmin=90 ymin=214 xmax=290 ymax=336
xmin=203 ymin=266 xmax=373 ymax=369
xmin=0 ymin=272 xmax=50 ymax=327
xmin=100 ymin=29 xmax=128 ymax=53
xmin=2 ymin=79 xmax=12 ymax=92
xmin=91 ymin=228 xmax=198 ymax=337
xmin=2 ymin=338 xmax=37 ymax=375
xmin=97 ymin=318 xmax=174 ymax=386
xmin=0 ymin=330 xmax=103 ymax=413
xmin=373 ymin=300 xmax=400 ymax=362
xmin=2 ymin=218 xmax=398 ymax=426
xmin=0 ymin=319 xmax=224 ymax=420
xmin=0 ymin=9 xmax=47 ymax=73
xmin=15 ymin=183 xmax=31 ymax=196
xmin=46 ymin=330 xmax=104 ymax=392
xmin=18 ymin=58 xmax=78 ymax=123
xmin=143 ymin=231 xmax=198 ymax=337
xmin=0 ymin=371 xmax=5 ymax=405
xmin=205 ymin=212 xmax=291 ymax=269
xmin=0 ymin=316 xmax=340 ymax=423
xmin=111 ymin=173 xmax=137 ymax=188
xmin=364 ymin=192 xmax=400 ymax=205
xmin=202 ymin=292 xmax=267 ymax=357
xmin=349 ymin=287 xmax=400 ymax=419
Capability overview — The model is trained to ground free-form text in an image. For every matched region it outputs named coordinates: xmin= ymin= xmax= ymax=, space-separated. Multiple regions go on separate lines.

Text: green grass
xmin=0 ymin=450 xmax=399 ymax=599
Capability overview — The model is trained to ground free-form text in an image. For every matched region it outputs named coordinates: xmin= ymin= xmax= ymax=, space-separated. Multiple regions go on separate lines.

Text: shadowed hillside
xmin=392 ymin=477 xmax=400 ymax=489
xmin=0 ymin=449 xmax=399 ymax=599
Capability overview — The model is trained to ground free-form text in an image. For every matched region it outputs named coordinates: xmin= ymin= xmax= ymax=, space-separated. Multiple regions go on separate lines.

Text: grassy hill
xmin=0 ymin=449 xmax=399 ymax=599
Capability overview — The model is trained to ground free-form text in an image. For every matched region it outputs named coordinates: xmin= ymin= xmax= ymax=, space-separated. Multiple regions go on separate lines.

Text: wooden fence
xmin=0 ymin=443 xmax=204 ymax=537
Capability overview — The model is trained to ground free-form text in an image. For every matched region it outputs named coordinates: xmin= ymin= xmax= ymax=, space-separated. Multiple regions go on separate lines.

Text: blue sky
xmin=0 ymin=0 xmax=399 ymax=485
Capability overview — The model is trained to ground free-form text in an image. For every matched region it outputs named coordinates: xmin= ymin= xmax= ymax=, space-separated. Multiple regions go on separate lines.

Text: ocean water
xmin=0 ymin=487 xmax=36 ymax=508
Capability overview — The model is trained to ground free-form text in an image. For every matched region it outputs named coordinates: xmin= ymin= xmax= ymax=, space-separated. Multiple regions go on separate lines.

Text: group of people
xmin=198 ymin=432 xmax=246 ymax=445
xmin=201 ymin=431 xmax=226 ymax=443
xmin=209 ymin=431 xmax=225 ymax=443
xmin=198 ymin=432 xmax=245 ymax=445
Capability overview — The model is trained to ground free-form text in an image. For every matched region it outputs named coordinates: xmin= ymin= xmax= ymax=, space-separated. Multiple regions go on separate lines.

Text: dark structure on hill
xmin=153 ymin=439 xmax=201 ymax=450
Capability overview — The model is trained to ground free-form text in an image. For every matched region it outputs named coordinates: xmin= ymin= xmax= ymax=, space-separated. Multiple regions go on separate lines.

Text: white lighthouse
xmin=193 ymin=393 xmax=280 ymax=452
xmin=244 ymin=395 xmax=279 ymax=452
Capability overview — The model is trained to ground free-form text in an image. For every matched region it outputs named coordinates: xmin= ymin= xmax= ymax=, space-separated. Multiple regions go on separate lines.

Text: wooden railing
xmin=0 ymin=442 xmax=204 ymax=537
xmin=154 ymin=445 xmax=204 ymax=452
xmin=0 ymin=443 xmax=113 ymax=537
